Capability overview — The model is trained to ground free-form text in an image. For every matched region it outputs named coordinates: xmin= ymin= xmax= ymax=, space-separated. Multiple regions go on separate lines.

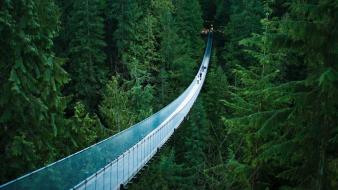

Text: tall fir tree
xmin=268 ymin=1 xmax=338 ymax=188
xmin=174 ymin=0 xmax=204 ymax=58
xmin=111 ymin=0 xmax=155 ymax=120
xmin=66 ymin=0 xmax=107 ymax=110
xmin=172 ymin=0 xmax=204 ymax=86
xmin=0 ymin=0 xmax=69 ymax=183
xmin=221 ymin=0 xmax=338 ymax=189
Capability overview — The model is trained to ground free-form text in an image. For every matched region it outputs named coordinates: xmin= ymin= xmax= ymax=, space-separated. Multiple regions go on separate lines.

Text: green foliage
xmin=99 ymin=76 xmax=154 ymax=132
xmin=112 ymin=0 xmax=157 ymax=83
xmin=6 ymin=1 xmax=336 ymax=190
xmin=153 ymin=0 xmax=180 ymax=106
xmin=174 ymin=0 xmax=204 ymax=59
xmin=130 ymin=149 xmax=190 ymax=190
xmin=203 ymin=54 xmax=229 ymax=125
xmin=170 ymin=0 xmax=205 ymax=88
xmin=99 ymin=76 xmax=136 ymax=132
xmin=270 ymin=1 xmax=338 ymax=188
xmin=66 ymin=0 xmax=107 ymax=110
xmin=0 ymin=0 xmax=69 ymax=182
xmin=222 ymin=0 xmax=264 ymax=82
xmin=181 ymin=99 xmax=210 ymax=188
xmin=221 ymin=0 xmax=338 ymax=189
xmin=152 ymin=0 xmax=203 ymax=107
xmin=129 ymin=82 xmax=154 ymax=120
xmin=129 ymin=1 xmax=211 ymax=189
xmin=0 ymin=0 xmax=208 ymax=186
xmin=70 ymin=102 xmax=102 ymax=149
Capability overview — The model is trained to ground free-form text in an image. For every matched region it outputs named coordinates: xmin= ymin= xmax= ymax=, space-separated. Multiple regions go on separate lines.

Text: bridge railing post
xmin=123 ymin=153 xmax=125 ymax=183
xmin=141 ymin=139 xmax=144 ymax=163
xmin=133 ymin=146 xmax=135 ymax=176
xmin=109 ymin=162 xmax=112 ymax=190
xmin=143 ymin=139 xmax=146 ymax=161
xmin=102 ymin=166 xmax=105 ymax=190
xmin=116 ymin=155 xmax=119 ymax=188
xmin=84 ymin=179 xmax=87 ymax=190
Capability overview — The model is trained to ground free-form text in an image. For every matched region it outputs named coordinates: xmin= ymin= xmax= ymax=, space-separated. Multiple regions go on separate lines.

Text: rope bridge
xmin=0 ymin=33 xmax=213 ymax=190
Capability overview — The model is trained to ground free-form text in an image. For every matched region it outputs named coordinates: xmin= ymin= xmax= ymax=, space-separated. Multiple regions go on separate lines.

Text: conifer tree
xmin=113 ymin=0 xmax=156 ymax=83
xmin=172 ymin=0 xmax=204 ymax=86
xmin=129 ymin=149 xmax=189 ymax=190
xmin=268 ymin=1 xmax=338 ymax=188
xmin=222 ymin=0 xmax=264 ymax=82
xmin=174 ymin=0 xmax=204 ymax=58
xmin=70 ymin=102 xmax=103 ymax=150
xmin=222 ymin=0 xmax=338 ymax=189
xmin=153 ymin=0 xmax=191 ymax=106
xmin=99 ymin=76 xmax=135 ymax=132
xmin=181 ymin=100 xmax=209 ymax=188
xmin=111 ymin=0 xmax=155 ymax=120
xmin=66 ymin=0 xmax=107 ymax=110
xmin=99 ymin=76 xmax=153 ymax=132
xmin=201 ymin=54 xmax=229 ymax=189
xmin=0 ymin=0 xmax=69 ymax=183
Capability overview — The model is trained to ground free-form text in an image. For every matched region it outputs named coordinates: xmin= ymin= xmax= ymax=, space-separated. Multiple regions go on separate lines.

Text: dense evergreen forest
xmin=0 ymin=0 xmax=337 ymax=189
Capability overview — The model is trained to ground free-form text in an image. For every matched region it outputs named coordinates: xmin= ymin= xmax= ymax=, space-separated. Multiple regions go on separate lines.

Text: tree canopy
xmin=0 ymin=0 xmax=337 ymax=189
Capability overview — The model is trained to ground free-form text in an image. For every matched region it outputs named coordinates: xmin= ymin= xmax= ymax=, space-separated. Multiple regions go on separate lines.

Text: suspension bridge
xmin=0 ymin=33 xmax=213 ymax=190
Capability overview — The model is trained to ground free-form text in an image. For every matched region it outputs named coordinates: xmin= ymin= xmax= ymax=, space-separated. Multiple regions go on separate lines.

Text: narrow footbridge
xmin=0 ymin=34 xmax=213 ymax=190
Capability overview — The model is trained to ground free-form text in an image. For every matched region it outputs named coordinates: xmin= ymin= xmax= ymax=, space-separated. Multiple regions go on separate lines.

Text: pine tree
xmin=0 ymin=0 xmax=69 ymax=183
xmin=199 ymin=53 xmax=230 ymax=189
xmin=219 ymin=1 xmax=283 ymax=189
xmin=129 ymin=149 xmax=189 ymax=190
xmin=268 ymin=1 xmax=338 ymax=188
xmin=182 ymin=100 xmax=209 ymax=188
xmin=99 ymin=76 xmax=136 ymax=132
xmin=222 ymin=0 xmax=264 ymax=83
xmin=174 ymin=0 xmax=204 ymax=59
xmin=152 ymin=0 xmax=190 ymax=106
xmin=66 ymin=0 xmax=107 ymax=110
xmin=221 ymin=0 xmax=338 ymax=189
xmin=126 ymin=1 xmax=210 ymax=188
xmin=111 ymin=0 xmax=156 ymax=122
xmin=112 ymin=0 xmax=157 ymax=83
xmin=172 ymin=0 xmax=204 ymax=86
xmin=70 ymin=102 xmax=103 ymax=150
xmin=53 ymin=0 xmax=74 ymax=58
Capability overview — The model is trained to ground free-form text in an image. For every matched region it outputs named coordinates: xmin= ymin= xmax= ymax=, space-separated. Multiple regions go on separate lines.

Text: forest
xmin=0 ymin=0 xmax=337 ymax=189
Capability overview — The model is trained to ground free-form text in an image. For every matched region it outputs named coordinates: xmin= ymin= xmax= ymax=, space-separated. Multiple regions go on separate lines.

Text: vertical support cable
xmin=94 ymin=173 xmax=97 ymax=190
xmin=110 ymin=162 xmax=112 ymax=190
xmin=152 ymin=133 xmax=154 ymax=152
xmin=122 ymin=154 xmax=125 ymax=183
xmin=137 ymin=143 xmax=139 ymax=168
xmin=141 ymin=139 xmax=145 ymax=164
xmin=150 ymin=134 xmax=152 ymax=154
xmin=133 ymin=146 xmax=135 ymax=175
xmin=141 ymin=140 xmax=143 ymax=163
xmin=147 ymin=136 xmax=149 ymax=158
xmin=161 ymin=126 xmax=163 ymax=145
xmin=103 ymin=167 xmax=105 ymax=190
xmin=116 ymin=157 xmax=119 ymax=187
xmin=143 ymin=140 xmax=145 ymax=162
xmin=127 ymin=150 xmax=130 ymax=180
